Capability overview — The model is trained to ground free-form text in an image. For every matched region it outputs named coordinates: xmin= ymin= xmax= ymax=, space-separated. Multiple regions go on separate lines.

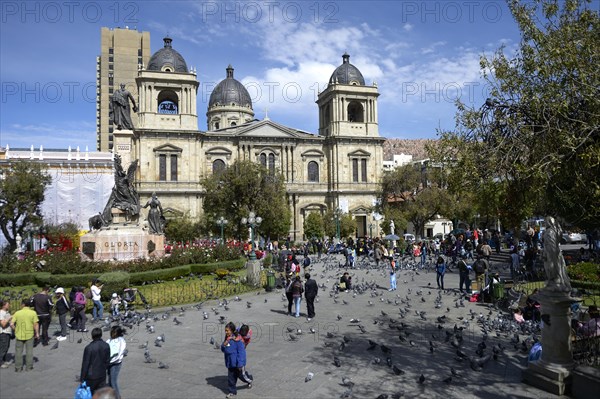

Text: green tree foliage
xmin=432 ymin=0 xmax=600 ymax=230
xmin=201 ymin=160 xmax=291 ymax=240
xmin=303 ymin=212 xmax=324 ymax=240
xmin=379 ymin=165 xmax=452 ymax=238
xmin=322 ymin=210 xmax=356 ymax=239
xmin=164 ymin=217 xmax=200 ymax=244
xmin=0 ymin=161 xmax=51 ymax=251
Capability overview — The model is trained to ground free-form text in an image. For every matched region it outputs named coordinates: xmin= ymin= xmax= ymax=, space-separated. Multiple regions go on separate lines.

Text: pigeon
xmin=326 ymin=332 xmax=335 ymax=339
xmin=340 ymin=388 xmax=353 ymax=398
xmin=381 ymin=344 xmax=391 ymax=354
xmin=138 ymin=341 xmax=148 ymax=349
xmin=392 ymin=365 xmax=405 ymax=375
xmin=309 ymin=328 xmax=316 ymax=334
xmin=77 ymin=338 xmax=82 ymax=344
xmin=305 ymin=372 xmax=314 ymax=382
xmin=386 ymin=357 xmax=393 ymax=367
xmin=343 ymin=335 xmax=351 ymax=343
xmin=173 ymin=317 xmax=182 ymax=325
xmin=451 ymin=367 xmax=460 ymax=377
xmin=154 ymin=340 xmax=162 ymax=348
xmin=51 ymin=341 xmax=59 ymax=350
xmin=367 ymin=340 xmax=378 ymax=350
xmin=372 ymin=357 xmax=381 ymax=364
xmin=418 ymin=374 xmax=426 ymax=384
xmin=342 ymin=376 xmax=354 ymax=387
xmin=334 ymin=357 xmax=341 ymax=367
xmin=209 ymin=337 xmax=215 ymax=345
xmin=158 ymin=362 xmax=169 ymax=369
xmin=443 ymin=376 xmax=452 ymax=384
xmin=289 ymin=334 xmax=298 ymax=341
xmin=157 ymin=334 xmax=165 ymax=342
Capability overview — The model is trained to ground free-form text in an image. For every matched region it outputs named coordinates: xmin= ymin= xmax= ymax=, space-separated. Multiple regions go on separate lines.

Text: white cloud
xmin=403 ymin=23 xmax=414 ymax=32
xmin=2 ymin=121 xmax=95 ymax=150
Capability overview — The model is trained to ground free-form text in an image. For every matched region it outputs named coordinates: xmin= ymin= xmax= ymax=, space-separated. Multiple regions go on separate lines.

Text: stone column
xmin=246 ymin=259 xmax=262 ymax=288
xmin=522 ymin=287 xmax=580 ymax=395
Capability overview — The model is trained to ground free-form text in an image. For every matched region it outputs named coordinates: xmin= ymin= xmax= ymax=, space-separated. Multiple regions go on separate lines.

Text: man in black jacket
xmin=81 ymin=327 xmax=110 ymax=394
xmin=304 ymin=273 xmax=318 ymax=321
xmin=31 ymin=286 xmax=53 ymax=346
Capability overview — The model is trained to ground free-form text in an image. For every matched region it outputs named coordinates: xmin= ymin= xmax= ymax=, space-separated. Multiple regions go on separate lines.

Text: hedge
xmin=0 ymin=273 xmax=38 ymax=286
xmin=128 ymin=265 xmax=192 ymax=285
xmin=189 ymin=258 xmax=245 ymax=274
xmin=98 ymin=271 xmax=130 ymax=301
xmin=0 ymin=258 xmax=247 ymax=289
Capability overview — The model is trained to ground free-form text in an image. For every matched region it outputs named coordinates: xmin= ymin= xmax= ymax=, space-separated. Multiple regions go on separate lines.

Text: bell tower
xmin=135 ymin=37 xmax=199 ymax=131
xmin=316 ymin=53 xmax=379 ymax=138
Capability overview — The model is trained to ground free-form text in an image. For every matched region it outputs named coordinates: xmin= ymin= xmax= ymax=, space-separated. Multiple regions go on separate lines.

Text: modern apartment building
xmin=96 ymin=27 xmax=150 ymax=151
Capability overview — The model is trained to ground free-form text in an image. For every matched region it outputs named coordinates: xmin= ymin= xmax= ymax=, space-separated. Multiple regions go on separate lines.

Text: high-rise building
xmin=96 ymin=27 xmax=150 ymax=151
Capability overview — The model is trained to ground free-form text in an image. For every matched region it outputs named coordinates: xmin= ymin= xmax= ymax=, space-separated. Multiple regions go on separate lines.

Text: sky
xmin=0 ymin=0 xmax=525 ymax=150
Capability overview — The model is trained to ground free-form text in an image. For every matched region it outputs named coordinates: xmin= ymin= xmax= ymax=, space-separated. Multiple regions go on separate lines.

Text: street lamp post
xmin=216 ymin=216 xmax=228 ymax=243
xmin=241 ymin=211 xmax=262 ymax=260
xmin=369 ymin=223 xmax=373 ymax=238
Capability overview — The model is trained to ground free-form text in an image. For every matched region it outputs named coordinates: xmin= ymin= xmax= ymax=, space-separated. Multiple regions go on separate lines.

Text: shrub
xmin=44 ymin=273 xmax=99 ymax=290
xmin=189 ymin=258 xmax=245 ymax=275
xmin=129 ymin=265 xmax=191 ymax=285
xmin=0 ymin=272 xmax=37 ymax=286
xmin=215 ymin=269 xmax=230 ymax=279
xmin=263 ymin=253 xmax=273 ymax=267
xmin=98 ymin=271 xmax=131 ymax=301
xmin=568 ymin=262 xmax=600 ymax=283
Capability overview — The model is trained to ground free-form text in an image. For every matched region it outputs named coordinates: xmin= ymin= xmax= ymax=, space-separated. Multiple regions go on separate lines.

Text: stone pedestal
xmin=522 ymin=287 xmax=580 ymax=395
xmin=80 ymin=223 xmax=164 ymax=262
xmin=113 ymin=128 xmax=134 ymax=167
xmin=246 ymin=259 xmax=262 ymax=288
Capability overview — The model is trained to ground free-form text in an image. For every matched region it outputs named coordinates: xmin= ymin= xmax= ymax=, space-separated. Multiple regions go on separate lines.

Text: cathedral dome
xmin=147 ymin=37 xmax=188 ymax=73
xmin=208 ymin=65 xmax=253 ymax=109
xmin=329 ymin=53 xmax=365 ymax=86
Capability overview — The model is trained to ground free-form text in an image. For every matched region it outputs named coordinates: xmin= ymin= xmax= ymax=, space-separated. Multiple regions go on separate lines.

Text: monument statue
xmin=143 ymin=192 xmax=165 ymax=235
xmin=100 ymin=154 xmax=141 ymax=224
xmin=111 ymin=83 xmax=138 ymax=130
xmin=14 ymin=234 xmax=22 ymax=253
xmin=542 ymin=216 xmax=571 ymax=292
xmin=390 ymin=220 xmax=395 ymax=235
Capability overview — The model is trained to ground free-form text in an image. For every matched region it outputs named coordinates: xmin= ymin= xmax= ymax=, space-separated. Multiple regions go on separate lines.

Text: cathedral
xmin=115 ymin=37 xmax=385 ymax=241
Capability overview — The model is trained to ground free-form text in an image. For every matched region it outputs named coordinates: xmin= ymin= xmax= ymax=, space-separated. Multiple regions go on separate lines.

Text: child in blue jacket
xmin=222 ymin=322 xmax=249 ymax=397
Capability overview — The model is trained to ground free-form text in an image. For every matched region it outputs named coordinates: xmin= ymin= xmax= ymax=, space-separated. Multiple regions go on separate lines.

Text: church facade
xmin=115 ymin=37 xmax=385 ymax=241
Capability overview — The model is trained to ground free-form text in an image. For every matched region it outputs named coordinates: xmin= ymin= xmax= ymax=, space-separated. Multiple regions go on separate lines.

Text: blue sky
xmin=0 ymin=0 xmax=523 ymax=150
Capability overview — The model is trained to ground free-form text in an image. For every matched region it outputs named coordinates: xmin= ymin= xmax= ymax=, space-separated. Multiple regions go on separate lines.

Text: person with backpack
xmin=473 ymin=256 xmax=488 ymax=297
xmin=221 ymin=322 xmax=249 ymax=398
xmin=54 ymin=288 xmax=70 ymax=341
xmin=291 ymin=275 xmax=304 ymax=318
xmin=435 ymin=257 xmax=446 ymax=290
xmin=30 ymin=286 xmax=53 ymax=346
xmin=74 ymin=287 xmax=88 ymax=332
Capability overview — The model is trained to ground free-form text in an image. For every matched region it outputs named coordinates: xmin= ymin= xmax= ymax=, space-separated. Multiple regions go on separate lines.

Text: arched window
xmin=212 ymin=159 xmax=226 ymax=175
xmin=230 ymin=122 xmax=237 ymax=127
xmin=158 ymin=90 xmax=178 ymax=114
xmin=260 ymin=153 xmax=267 ymax=167
xmin=268 ymin=153 xmax=275 ymax=175
xmin=347 ymin=101 xmax=364 ymax=122
xmin=214 ymin=122 xmax=220 ymax=129
xmin=307 ymin=161 xmax=319 ymax=182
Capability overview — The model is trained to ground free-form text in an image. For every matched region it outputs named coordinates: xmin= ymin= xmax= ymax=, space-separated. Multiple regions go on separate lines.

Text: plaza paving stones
xmin=0 ymin=254 xmax=568 ymax=399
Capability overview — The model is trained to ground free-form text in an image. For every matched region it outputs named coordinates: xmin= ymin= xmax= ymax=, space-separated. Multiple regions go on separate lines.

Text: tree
xmin=0 ymin=161 xmax=51 ymax=251
xmin=201 ymin=160 xmax=291 ymax=240
xmin=323 ymin=210 xmax=356 ymax=239
xmin=433 ymin=0 xmax=600 ymax=230
xmin=378 ymin=165 xmax=452 ymax=238
xmin=164 ymin=216 xmax=201 ymax=244
xmin=303 ymin=212 xmax=324 ymax=240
